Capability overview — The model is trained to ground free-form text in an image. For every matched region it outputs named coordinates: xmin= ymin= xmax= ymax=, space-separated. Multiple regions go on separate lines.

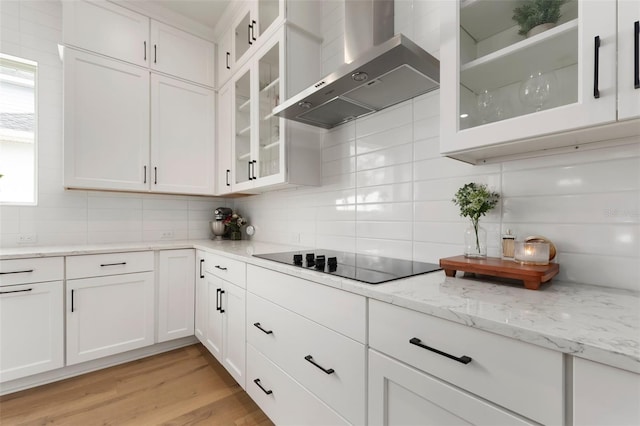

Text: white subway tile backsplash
xmin=356 ymin=221 xmax=412 ymax=241
xmin=323 ymin=140 xmax=355 ymax=162
xmin=356 ymin=103 xmax=412 ymax=138
xmin=356 ymin=202 xmax=413 ymax=222
xmin=357 ymin=237 xmax=413 ymax=259
xmin=414 ymin=157 xmax=502 ymax=181
xmin=323 ymin=156 xmax=356 ymax=177
xmin=414 ymin=174 xmax=501 ymax=201
xmin=357 ymin=163 xmax=413 ymax=187
xmin=323 ymin=121 xmax=355 ymax=148
xmin=356 ymin=143 xmax=413 ymax=172
xmin=555 ymin=253 xmax=639 ymax=291
xmin=356 ymin=124 xmax=412 ymax=155
xmin=357 ymin=183 xmax=413 ymax=204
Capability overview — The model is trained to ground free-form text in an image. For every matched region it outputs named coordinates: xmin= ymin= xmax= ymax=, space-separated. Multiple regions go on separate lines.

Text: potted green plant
xmin=452 ymin=183 xmax=500 ymax=258
xmin=512 ymin=0 xmax=566 ymax=38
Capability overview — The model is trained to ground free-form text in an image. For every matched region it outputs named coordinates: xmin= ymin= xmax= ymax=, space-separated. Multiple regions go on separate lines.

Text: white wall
xmin=234 ymin=0 xmax=640 ymax=291
xmin=0 ymin=0 xmax=229 ymax=247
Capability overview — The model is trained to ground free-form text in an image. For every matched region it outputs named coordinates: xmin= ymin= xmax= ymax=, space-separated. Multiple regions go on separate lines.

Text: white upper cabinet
xmin=151 ymin=74 xmax=215 ymax=195
xmin=233 ymin=0 xmax=284 ymax=70
xmin=64 ymin=49 xmax=150 ymax=192
xmin=216 ymin=81 xmax=234 ymax=195
xmin=439 ymin=0 xmax=639 ymax=163
xmin=150 ymin=20 xmax=215 ymax=87
xmin=230 ymin=26 xmax=322 ymax=193
xmin=63 ymin=0 xmax=149 ymax=67
xmin=618 ymin=0 xmax=640 ymax=121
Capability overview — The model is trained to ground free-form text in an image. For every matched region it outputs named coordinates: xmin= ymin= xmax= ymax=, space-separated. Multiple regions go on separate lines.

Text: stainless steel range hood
xmin=273 ymin=0 xmax=439 ymax=129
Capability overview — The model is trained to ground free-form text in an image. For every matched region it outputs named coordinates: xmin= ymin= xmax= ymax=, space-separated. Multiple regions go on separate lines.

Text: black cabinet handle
xmin=100 ymin=262 xmax=126 ymax=267
xmin=248 ymin=161 xmax=253 ymax=180
xmin=0 ymin=269 xmax=34 ymax=275
xmin=154 ymin=167 xmax=158 ymax=184
xmin=248 ymin=24 xmax=253 ymax=45
xmin=154 ymin=44 xmax=157 ymax=63
xmin=226 ymin=51 xmax=230 ymax=70
xmin=219 ymin=290 xmax=225 ymax=313
xmin=143 ymin=165 xmax=147 ymax=184
xmin=251 ymin=160 xmax=257 ymax=180
xmin=199 ymin=258 xmax=204 ymax=279
xmin=251 ymin=20 xmax=257 ymax=41
xmin=144 ymin=41 xmax=146 ymax=61
xmin=216 ymin=288 xmax=221 ymax=311
xmin=71 ymin=289 xmax=75 ymax=313
xmin=634 ymin=21 xmax=639 ymax=89
xmin=253 ymin=322 xmax=273 ymax=335
xmin=304 ymin=355 xmax=334 ymax=374
xmin=253 ymin=378 xmax=273 ymax=395
xmin=594 ymin=35 xmax=601 ymax=98
xmin=226 ymin=169 xmax=230 ymax=187
xmin=0 ymin=288 xmax=33 ymax=295
xmin=409 ymin=337 xmax=472 ymax=365
xmin=214 ymin=265 xmax=227 ymax=271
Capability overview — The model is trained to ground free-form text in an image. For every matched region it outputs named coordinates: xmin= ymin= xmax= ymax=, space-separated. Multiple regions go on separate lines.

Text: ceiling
xmin=152 ymin=0 xmax=231 ymax=29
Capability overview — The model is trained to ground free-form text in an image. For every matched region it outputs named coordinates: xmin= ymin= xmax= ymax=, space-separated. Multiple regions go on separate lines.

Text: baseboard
xmin=0 ymin=336 xmax=198 ymax=396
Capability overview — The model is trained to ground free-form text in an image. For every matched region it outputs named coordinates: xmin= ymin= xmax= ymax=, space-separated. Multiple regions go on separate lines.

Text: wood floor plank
xmin=0 ymin=344 xmax=273 ymax=426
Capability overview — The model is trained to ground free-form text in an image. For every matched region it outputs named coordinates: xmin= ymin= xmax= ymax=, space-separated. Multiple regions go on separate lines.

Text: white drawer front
xmin=369 ymin=300 xmax=563 ymax=426
xmin=247 ymin=265 xmax=366 ymax=343
xmin=0 ymin=257 xmax=64 ymax=286
xmin=66 ymin=251 xmax=154 ymax=279
xmin=204 ymin=252 xmax=246 ymax=288
xmin=247 ymin=293 xmax=365 ymax=424
xmin=246 ymin=344 xmax=349 ymax=426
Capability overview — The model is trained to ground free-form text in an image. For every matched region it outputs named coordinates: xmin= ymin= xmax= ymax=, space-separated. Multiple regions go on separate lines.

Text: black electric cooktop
xmin=253 ymin=250 xmax=441 ymax=284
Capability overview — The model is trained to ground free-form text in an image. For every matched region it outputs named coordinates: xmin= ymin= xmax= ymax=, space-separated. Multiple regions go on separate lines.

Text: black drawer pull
xmin=216 ymin=288 xmax=221 ymax=311
xmin=100 ymin=262 xmax=126 ymax=267
xmin=199 ymin=258 xmax=205 ymax=279
xmin=634 ymin=21 xmax=639 ymax=89
xmin=304 ymin=355 xmax=334 ymax=374
xmin=0 ymin=288 xmax=33 ymax=295
xmin=214 ymin=265 xmax=228 ymax=271
xmin=71 ymin=289 xmax=75 ymax=312
xmin=253 ymin=322 xmax=273 ymax=335
xmin=409 ymin=337 xmax=472 ymax=365
xmin=0 ymin=269 xmax=34 ymax=275
xmin=253 ymin=378 xmax=272 ymax=395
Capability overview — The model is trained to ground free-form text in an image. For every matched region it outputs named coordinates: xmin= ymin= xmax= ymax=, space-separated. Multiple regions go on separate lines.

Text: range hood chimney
xmin=273 ymin=0 xmax=439 ymax=129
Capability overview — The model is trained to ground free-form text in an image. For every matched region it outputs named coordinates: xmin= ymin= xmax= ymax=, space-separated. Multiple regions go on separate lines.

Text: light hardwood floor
xmin=0 ymin=344 xmax=273 ymax=426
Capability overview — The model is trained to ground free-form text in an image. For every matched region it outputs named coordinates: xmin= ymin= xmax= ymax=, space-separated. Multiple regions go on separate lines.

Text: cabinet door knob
xmin=253 ymin=322 xmax=273 ymax=335
xmin=593 ymin=35 xmax=601 ymax=99
xmin=253 ymin=378 xmax=273 ymax=395
xmin=0 ymin=288 xmax=33 ymax=295
xmin=634 ymin=21 xmax=639 ymax=89
xmin=304 ymin=355 xmax=335 ymax=374
xmin=409 ymin=337 xmax=472 ymax=365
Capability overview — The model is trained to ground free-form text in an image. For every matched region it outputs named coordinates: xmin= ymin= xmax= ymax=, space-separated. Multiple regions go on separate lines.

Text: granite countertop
xmin=2 ymin=239 xmax=638 ymax=375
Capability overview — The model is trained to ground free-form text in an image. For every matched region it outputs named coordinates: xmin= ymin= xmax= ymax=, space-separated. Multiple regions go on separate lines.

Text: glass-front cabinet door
xmin=256 ymin=36 xmax=283 ymax=185
xmin=440 ymin=0 xmax=617 ymax=161
xmin=233 ymin=0 xmax=283 ymax=69
xmin=234 ymin=68 xmax=252 ymax=187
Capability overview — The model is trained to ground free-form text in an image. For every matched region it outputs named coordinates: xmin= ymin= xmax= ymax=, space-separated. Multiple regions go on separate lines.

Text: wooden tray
xmin=439 ymin=256 xmax=559 ymax=290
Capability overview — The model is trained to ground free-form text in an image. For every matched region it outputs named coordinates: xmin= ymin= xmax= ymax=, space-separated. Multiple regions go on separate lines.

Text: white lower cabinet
xmin=369 ymin=299 xmax=563 ymax=425
xmin=156 ymin=249 xmax=195 ymax=343
xmin=66 ymin=252 xmax=155 ymax=365
xmin=573 ymin=357 xmax=640 ymax=425
xmin=195 ymin=251 xmax=246 ymax=388
xmin=246 ymin=344 xmax=349 ymax=426
xmin=368 ymin=350 xmax=535 ymax=426
xmin=0 ymin=281 xmax=64 ymax=383
xmin=246 ymin=265 xmax=365 ymax=424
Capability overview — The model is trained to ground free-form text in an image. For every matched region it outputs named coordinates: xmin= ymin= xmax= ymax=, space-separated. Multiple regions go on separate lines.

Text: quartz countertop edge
xmin=2 ymin=239 xmax=638 ymax=375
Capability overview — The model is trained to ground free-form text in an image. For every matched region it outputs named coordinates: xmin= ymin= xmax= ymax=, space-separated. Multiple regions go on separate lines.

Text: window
xmin=0 ymin=53 xmax=37 ymax=205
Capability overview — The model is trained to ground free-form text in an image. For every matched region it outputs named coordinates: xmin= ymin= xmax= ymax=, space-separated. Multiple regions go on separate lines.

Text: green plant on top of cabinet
xmin=440 ymin=0 xmax=639 ymax=164
xmin=229 ymin=25 xmax=323 ymax=193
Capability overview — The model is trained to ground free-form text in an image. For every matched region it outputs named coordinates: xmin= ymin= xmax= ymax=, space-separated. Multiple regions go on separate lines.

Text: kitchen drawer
xmin=0 ymin=257 xmax=64 ymax=286
xmin=247 ymin=265 xmax=366 ymax=343
xmin=369 ymin=300 xmax=563 ymax=426
xmin=66 ymin=251 xmax=154 ymax=279
xmin=247 ymin=292 xmax=365 ymax=424
xmin=204 ymin=252 xmax=246 ymax=288
xmin=246 ymin=344 xmax=349 ymax=426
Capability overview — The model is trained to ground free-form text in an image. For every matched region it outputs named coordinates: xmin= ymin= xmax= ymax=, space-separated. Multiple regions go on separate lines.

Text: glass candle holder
xmin=514 ymin=241 xmax=550 ymax=265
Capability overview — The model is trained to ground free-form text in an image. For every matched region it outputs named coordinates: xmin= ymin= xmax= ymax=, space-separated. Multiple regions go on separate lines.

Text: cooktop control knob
xmin=293 ymin=254 xmax=303 ymax=265
xmin=327 ymin=257 xmax=337 ymax=266
xmin=315 ymin=255 xmax=325 ymax=270
xmin=305 ymin=253 xmax=315 ymax=266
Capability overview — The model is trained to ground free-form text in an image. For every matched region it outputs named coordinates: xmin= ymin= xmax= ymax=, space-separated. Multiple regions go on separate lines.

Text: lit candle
xmin=515 ymin=241 xmax=550 ymax=265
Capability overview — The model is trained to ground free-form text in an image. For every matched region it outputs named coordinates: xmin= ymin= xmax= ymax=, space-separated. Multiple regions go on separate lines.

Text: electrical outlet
xmin=160 ymin=231 xmax=174 ymax=240
xmin=17 ymin=233 xmax=37 ymax=244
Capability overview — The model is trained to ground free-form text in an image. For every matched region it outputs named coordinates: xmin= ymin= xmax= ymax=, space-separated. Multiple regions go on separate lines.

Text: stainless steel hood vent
xmin=273 ymin=0 xmax=439 ymax=129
